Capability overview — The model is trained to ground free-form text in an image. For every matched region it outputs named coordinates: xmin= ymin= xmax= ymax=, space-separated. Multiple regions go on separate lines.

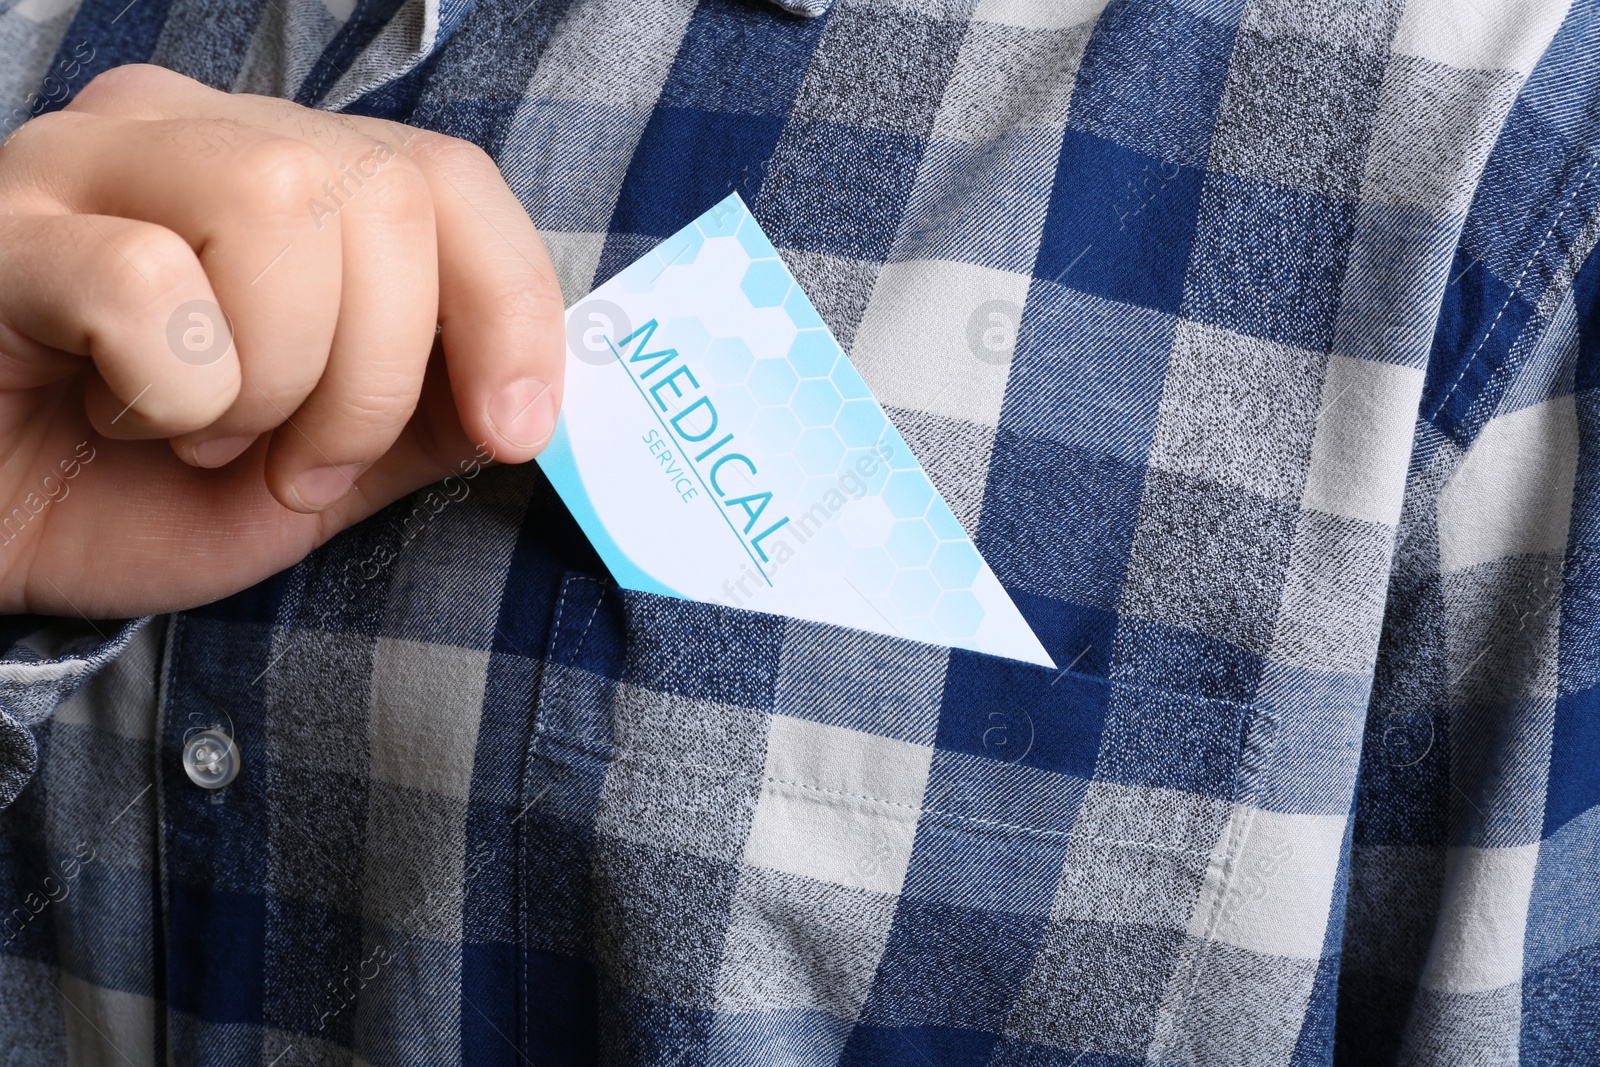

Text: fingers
xmin=5 ymin=65 xmax=562 ymax=519
xmin=5 ymin=109 xmax=343 ymax=464
xmin=0 ymin=211 xmax=240 ymax=436
xmin=406 ymin=131 xmax=566 ymax=462
xmin=65 ymin=80 xmax=452 ymax=511
xmin=317 ymin=347 xmax=493 ymax=530
xmin=67 ymin=76 xmax=568 ymax=466
xmin=10 ymin=91 xmax=439 ymax=510
xmin=36 ymin=348 xmax=497 ymax=620
xmin=260 ymin=130 xmax=440 ymax=512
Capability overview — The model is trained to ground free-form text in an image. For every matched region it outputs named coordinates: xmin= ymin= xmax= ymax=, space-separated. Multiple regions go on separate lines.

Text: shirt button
xmin=182 ymin=729 xmax=241 ymax=789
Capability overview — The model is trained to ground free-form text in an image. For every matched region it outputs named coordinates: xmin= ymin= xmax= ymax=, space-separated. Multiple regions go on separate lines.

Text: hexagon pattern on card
xmin=546 ymin=193 xmax=1052 ymax=665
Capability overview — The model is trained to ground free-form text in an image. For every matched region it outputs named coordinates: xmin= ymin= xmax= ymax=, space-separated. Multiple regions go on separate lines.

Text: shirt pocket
xmin=517 ymin=572 xmax=1275 ymax=1060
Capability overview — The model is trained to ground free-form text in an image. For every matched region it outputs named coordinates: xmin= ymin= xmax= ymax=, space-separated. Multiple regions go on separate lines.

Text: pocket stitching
xmin=548 ymin=574 xmax=607 ymax=668
xmin=537 ymin=581 xmax=1260 ymax=858
xmin=534 ymin=729 xmax=1218 ymax=859
xmin=763 ymin=774 xmax=1215 ymax=858
xmin=1165 ymin=700 xmax=1285 ymax=1056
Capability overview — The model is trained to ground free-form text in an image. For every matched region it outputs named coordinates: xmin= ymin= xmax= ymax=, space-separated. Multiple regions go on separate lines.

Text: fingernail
xmin=290 ymin=463 xmax=364 ymax=511
xmin=489 ymin=377 xmax=556 ymax=450
xmin=190 ymin=434 xmax=257 ymax=469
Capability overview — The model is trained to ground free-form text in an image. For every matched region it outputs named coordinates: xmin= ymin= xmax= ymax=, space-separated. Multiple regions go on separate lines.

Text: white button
xmin=182 ymin=729 xmax=241 ymax=789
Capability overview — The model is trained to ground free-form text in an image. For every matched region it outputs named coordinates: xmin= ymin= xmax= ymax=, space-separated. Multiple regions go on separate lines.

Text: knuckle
xmin=231 ymin=136 xmax=328 ymax=221
xmin=3 ymin=118 xmax=43 ymax=169
xmin=416 ymin=131 xmax=494 ymax=177
xmin=318 ymin=362 xmax=427 ymax=440
xmin=10 ymin=108 xmax=80 ymax=145
xmin=75 ymin=63 xmax=171 ymax=104
xmin=2 ymin=110 xmax=92 ymax=170
xmin=331 ymin=392 xmax=415 ymax=446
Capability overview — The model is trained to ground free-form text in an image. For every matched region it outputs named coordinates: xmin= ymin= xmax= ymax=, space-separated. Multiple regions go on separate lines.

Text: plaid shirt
xmin=3 ymin=0 xmax=1600 ymax=1063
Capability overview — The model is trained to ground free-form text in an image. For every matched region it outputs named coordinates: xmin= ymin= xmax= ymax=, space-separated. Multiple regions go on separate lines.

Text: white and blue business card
xmin=541 ymin=193 xmax=1053 ymax=667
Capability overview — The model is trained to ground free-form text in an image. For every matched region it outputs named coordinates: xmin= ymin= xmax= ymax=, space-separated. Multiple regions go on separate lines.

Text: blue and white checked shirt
xmin=4 ymin=0 xmax=1600 ymax=1063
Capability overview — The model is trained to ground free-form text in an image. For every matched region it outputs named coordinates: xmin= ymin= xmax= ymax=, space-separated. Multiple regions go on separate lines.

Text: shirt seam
xmin=1431 ymin=150 xmax=1600 ymax=426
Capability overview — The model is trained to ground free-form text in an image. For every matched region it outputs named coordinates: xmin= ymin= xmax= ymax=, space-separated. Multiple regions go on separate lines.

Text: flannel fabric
xmin=3 ymin=0 xmax=1600 ymax=1063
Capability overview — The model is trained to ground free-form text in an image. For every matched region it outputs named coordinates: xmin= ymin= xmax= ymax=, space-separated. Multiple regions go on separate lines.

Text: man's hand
xmin=0 ymin=64 xmax=566 ymax=618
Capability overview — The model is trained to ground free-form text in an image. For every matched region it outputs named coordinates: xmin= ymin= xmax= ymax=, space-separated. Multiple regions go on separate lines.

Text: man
xmin=0 ymin=0 xmax=1596 ymax=1062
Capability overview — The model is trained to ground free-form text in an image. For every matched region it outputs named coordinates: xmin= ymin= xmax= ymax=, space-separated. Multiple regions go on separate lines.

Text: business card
xmin=541 ymin=193 xmax=1053 ymax=667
